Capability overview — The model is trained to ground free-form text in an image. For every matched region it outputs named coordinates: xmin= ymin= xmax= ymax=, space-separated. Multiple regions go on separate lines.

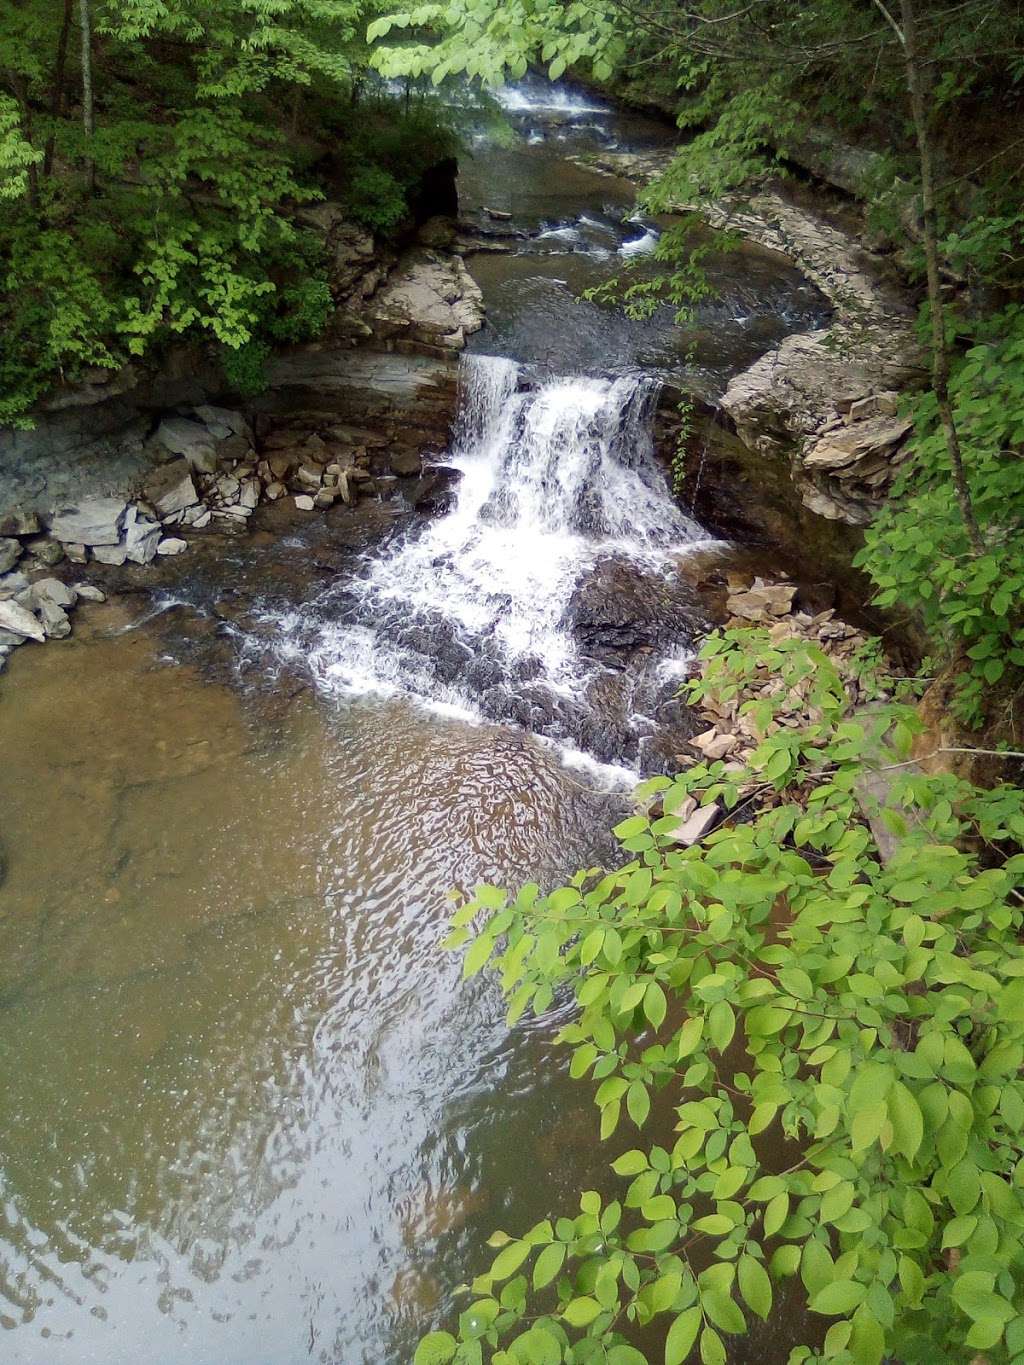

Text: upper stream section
xmin=455 ymin=76 xmax=831 ymax=392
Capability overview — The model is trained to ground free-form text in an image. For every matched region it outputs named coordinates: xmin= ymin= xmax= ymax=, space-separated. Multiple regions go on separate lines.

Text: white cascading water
xmin=268 ymin=355 xmax=708 ymax=749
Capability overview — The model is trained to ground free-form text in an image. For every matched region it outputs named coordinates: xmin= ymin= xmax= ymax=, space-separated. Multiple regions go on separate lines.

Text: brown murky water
xmin=0 ymin=606 xmax=624 ymax=1363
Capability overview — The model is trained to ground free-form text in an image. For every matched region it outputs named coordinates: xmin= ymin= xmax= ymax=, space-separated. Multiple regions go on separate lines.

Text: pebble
xmin=294 ymin=495 xmax=316 ymax=511
xmin=156 ymin=537 xmax=188 ymax=556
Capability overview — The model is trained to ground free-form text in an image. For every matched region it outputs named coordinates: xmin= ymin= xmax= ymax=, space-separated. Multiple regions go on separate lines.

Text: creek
xmin=0 ymin=80 xmax=828 ymax=1362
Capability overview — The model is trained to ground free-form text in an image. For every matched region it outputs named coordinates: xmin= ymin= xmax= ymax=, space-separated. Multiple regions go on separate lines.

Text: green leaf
xmin=563 ymin=1296 xmax=602 ymax=1327
xmin=491 ymin=1240 xmax=532 ymax=1281
xmin=414 ymin=1332 xmax=458 ymax=1365
xmin=700 ymin=1288 xmax=745 ymax=1334
xmin=764 ymin=1192 xmax=789 ymax=1237
xmin=738 ymin=1255 xmax=772 ymax=1320
xmin=677 ymin=1016 xmax=705 ymax=1058
xmin=888 ymin=1082 xmax=924 ymax=1162
xmin=665 ymin=1306 xmax=701 ymax=1364
xmin=645 ymin=981 xmax=668 ymax=1030
xmin=463 ymin=934 xmax=495 ymax=978
xmin=809 ymin=1280 xmax=868 ymax=1315
xmin=699 ymin=1325 xmax=726 ymax=1365
xmin=533 ymin=1242 xmax=566 ymax=1290
xmin=627 ymin=1081 xmax=651 ymax=1128
xmin=612 ymin=1150 xmax=649 ymax=1176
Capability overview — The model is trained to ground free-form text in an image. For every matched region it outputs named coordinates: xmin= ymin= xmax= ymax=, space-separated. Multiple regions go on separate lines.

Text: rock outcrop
xmin=576 ymin=149 xmax=922 ymax=525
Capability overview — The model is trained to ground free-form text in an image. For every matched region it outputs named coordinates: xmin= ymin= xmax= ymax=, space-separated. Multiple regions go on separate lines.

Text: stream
xmin=0 ymin=82 xmax=828 ymax=1363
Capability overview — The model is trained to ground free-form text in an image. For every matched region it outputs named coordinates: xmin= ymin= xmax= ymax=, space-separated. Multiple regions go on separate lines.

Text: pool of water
xmin=0 ymin=612 xmax=625 ymax=1363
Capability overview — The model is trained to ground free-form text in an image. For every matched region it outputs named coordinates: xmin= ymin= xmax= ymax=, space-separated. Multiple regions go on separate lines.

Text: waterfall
xmin=268 ymin=355 xmax=711 ymax=768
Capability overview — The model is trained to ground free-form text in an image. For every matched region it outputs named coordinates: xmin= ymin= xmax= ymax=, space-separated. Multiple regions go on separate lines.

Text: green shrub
xmin=416 ymin=628 xmax=1024 ymax=1365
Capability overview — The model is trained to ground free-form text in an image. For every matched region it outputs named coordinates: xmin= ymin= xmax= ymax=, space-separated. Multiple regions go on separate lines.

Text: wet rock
xmin=0 ymin=598 xmax=46 ymax=642
xmin=294 ymin=495 xmax=315 ymax=511
xmin=408 ymin=467 xmax=461 ymax=515
xmin=155 ymin=417 xmax=218 ymax=472
xmin=389 ymin=450 xmax=422 ymax=477
xmin=157 ymin=537 xmax=188 ymax=556
xmin=0 ymin=538 xmax=21 ymax=574
xmin=64 ymin=542 xmax=88 ymax=564
xmin=265 ymin=481 xmax=287 ymax=501
xmin=74 ymin=583 xmax=106 ymax=602
xmin=49 ymin=497 xmax=127 ymax=546
xmin=565 ymin=556 xmax=702 ymax=665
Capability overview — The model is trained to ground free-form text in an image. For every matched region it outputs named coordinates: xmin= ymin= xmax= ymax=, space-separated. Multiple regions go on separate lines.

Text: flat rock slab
xmin=49 ymin=497 xmax=127 ymax=546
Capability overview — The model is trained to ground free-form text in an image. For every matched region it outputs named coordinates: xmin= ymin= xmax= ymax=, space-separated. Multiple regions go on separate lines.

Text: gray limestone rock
xmin=155 ymin=417 xmax=218 ymax=473
xmin=0 ymin=598 xmax=46 ymax=642
xmin=144 ymin=459 xmax=199 ymax=518
xmin=49 ymin=497 xmax=127 ymax=546
xmin=0 ymin=538 xmax=22 ymax=574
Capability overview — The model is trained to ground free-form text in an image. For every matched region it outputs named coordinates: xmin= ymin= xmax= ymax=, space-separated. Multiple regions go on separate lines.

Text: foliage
xmin=0 ymin=0 xmax=457 ymax=423
xmin=220 ymin=337 xmax=272 ymax=397
xmin=346 ymin=162 xmax=409 ymax=231
xmin=857 ymin=306 xmax=1024 ymax=726
xmin=417 ymin=627 xmax=1024 ymax=1363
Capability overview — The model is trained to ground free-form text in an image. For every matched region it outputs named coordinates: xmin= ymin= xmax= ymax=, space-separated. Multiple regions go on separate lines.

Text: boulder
xmin=726 ymin=579 xmax=797 ymax=620
xmin=37 ymin=599 xmax=71 ymax=639
xmin=74 ymin=584 xmax=106 ymax=602
xmin=371 ymin=250 xmax=484 ymax=351
xmin=155 ymin=417 xmax=218 ymax=472
xmin=157 ymin=537 xmax=188 ymax=556
xmin=0 ymin=538 xmax=21 ymax=575
xmin=0 ymin=599 xmax=45 ymax=642
xmin=92 ymin=542 xmax=129 ymax=566
xmin=49 ymin=497 xmax=127 ymax=546
xmin=0 ymin=571 xmax=30 ymax=599
xmin=26 ymin=537 xmax=64 ymax=566
xmin=668 ymin=802 xmax=721 ymax=845
xmin=193 ymin=404 xmax=253 ymax=445
xmin=123 ymin=508 xmax=162 ymax=564
xmin=25 ymin=577 xmax=76 ymax=610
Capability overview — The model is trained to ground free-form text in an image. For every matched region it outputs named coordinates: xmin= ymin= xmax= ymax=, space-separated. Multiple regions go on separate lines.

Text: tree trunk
xmin=44 ymin=0 xmax=75 ymax=179
xmin=898 ymin=0 xmax=984 ymax=555
xmin=79 ymin=0 xmax=95 ymax=191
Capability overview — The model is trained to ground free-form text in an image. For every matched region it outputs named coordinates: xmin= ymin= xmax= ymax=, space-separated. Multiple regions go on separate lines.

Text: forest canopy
xmin=0 ymin=0 xmax=458 ymax=424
